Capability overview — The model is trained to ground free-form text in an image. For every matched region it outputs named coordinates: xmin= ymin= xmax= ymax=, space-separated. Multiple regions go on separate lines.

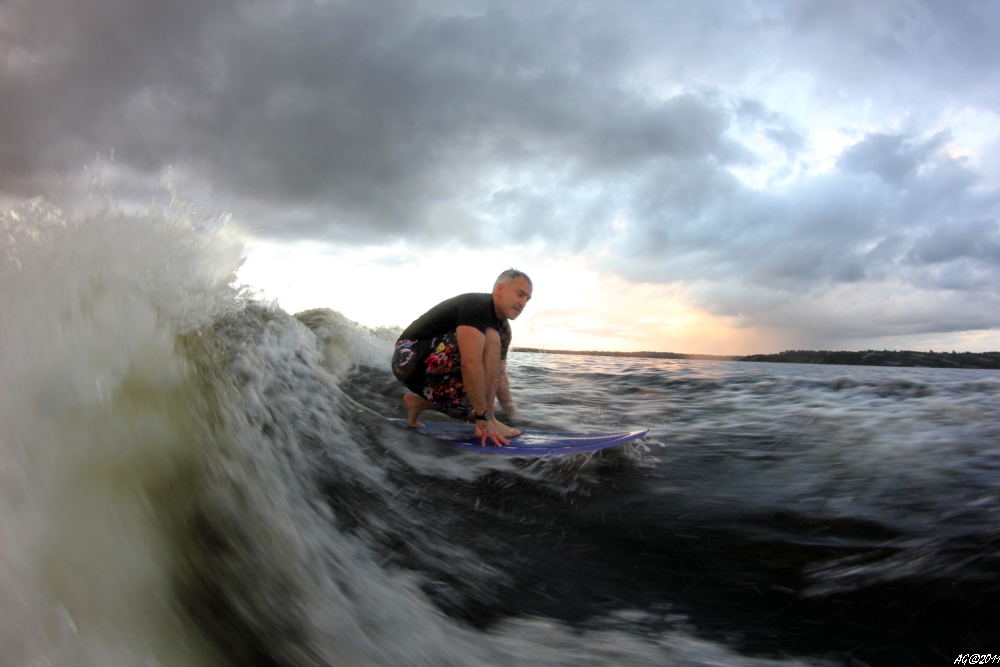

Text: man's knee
xmin=483 ymin=328 xmax=501 ymax=360
xmin=484 ymin=327 xmax=500 ymax=349
xmin=482 ymin=328 xmax=501 ymax=378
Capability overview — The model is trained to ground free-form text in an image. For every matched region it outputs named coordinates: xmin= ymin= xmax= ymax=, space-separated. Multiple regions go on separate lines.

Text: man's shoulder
xmin=402 ymin=292 xmax=496 ymax=340
xmin=450 ymin=292 xmax=491 ymax=304
xmin=425 ymin=292 xmax=492 ymax=324
xmin=439 ymin=292 xmax=490 ymax=315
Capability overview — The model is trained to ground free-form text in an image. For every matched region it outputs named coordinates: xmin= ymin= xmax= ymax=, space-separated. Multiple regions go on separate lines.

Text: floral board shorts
xmin=392 ymin=331 xmax=473 ymax=419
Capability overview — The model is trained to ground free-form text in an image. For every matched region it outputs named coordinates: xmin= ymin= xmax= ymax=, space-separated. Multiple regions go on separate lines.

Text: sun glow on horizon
xmin=238 ymin=236 xmax=1000 ymax=356
xmin=236 ymin=236 xmax=775 ymax=356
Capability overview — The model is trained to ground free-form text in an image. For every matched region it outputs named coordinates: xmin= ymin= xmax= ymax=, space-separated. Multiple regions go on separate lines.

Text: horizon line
xmin=511 ymin=347 xmax=1000 ymax=360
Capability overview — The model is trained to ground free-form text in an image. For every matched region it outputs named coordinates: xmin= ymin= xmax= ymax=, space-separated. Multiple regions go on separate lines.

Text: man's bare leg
xmin=402 ymin=393 xmax=431 ymax=428
xmin=477 ymin=328 xmax=521 ymax=438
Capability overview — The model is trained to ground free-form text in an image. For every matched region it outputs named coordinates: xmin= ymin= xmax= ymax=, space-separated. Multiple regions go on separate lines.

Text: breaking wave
xmin=2 ymin=197 xmax=828 ymax=666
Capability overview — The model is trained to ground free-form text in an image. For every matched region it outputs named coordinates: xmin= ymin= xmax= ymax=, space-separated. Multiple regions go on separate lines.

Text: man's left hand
xmin=475 ymin=418 xmax=510 ymax=447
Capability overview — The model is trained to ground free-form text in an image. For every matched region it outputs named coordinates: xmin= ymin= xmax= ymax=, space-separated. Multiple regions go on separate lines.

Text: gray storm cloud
xmin=2 ymin=0 xmax=999 ymax=344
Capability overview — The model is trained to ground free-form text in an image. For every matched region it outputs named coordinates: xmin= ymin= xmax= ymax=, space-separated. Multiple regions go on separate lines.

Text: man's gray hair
xmin=494 ymin=268 xmax=533 ymax=289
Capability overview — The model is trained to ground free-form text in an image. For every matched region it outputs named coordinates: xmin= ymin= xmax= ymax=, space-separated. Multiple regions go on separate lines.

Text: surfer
xmin=392 ymin=268 xmax=533 ymax=446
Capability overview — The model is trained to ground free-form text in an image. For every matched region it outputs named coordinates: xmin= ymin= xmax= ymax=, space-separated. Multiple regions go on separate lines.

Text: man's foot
xmin=492 ymin=418 xmax=521 ymax=438
xmin=402 ymin=393 xmax=430 ymax=428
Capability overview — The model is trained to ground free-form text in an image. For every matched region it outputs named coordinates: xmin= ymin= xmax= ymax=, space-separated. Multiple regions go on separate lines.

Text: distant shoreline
xmin=738 ymin=349 xmax=1000 ymax=370
xmin=511 ymin=347 xmax=737 ymax=361
xmin=512 ymin=347 xmax=1000 ymax=369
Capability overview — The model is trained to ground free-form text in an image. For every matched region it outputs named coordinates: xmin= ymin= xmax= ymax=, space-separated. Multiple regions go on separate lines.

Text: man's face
xmin=495 ymin=276 xmax=533 ymax=320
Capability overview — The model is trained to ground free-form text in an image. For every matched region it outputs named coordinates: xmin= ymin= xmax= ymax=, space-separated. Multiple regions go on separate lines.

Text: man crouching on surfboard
xmin=391 ymin=268 xmax=533 ymax=447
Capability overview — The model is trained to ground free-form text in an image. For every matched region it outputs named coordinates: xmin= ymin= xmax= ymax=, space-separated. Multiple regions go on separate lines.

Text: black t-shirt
xmin=400 ymin=292 xmax=512 ymax=359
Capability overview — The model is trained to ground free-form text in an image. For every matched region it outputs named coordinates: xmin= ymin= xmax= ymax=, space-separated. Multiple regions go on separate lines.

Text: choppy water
xmin=2 ymin=198 xmax=998 ymax=666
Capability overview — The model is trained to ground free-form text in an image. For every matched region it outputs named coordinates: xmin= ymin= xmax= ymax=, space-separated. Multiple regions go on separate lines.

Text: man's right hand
xmin=474 ymin=418 xmax=510 ymax=447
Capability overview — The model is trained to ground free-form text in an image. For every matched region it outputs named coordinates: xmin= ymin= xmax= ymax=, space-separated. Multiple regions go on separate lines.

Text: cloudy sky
xmin=3 ymin=0 xmax=1000 ymax=353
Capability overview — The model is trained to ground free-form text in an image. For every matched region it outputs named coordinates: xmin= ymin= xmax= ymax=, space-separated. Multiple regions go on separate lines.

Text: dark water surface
xmin=344 ymin=352 xmax=1000 ymax=666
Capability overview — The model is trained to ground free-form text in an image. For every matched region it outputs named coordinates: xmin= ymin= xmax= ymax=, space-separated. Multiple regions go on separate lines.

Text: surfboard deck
xmin=389 ymin=419 xmax=648 ymax=455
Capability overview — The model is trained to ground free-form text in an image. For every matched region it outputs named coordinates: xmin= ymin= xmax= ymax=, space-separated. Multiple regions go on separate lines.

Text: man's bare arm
xmin=456 ymin=325 xmax=510 ymax=446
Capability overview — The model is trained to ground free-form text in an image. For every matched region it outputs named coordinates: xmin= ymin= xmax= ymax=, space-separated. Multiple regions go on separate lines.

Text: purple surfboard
xmin=389 ymin=419 xmax=648 ymax=455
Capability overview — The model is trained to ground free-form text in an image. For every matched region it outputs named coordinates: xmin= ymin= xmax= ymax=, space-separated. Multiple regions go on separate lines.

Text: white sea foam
xmin=0 ymin=197 xmax=242 ymax=666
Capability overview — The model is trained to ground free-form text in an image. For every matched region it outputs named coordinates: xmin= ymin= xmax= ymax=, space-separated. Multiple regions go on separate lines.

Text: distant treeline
xmin=511 ymin=347 xmax=737 ymax=361
xmin=512 ymin=346 xmax=1000 ymax=369
xmin=739 ymin=349 xmax=1000 ymax=369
